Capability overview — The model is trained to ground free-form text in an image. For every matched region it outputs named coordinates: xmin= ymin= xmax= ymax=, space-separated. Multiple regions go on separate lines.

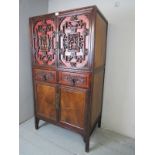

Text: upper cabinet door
xmin=58 ymin=12 xmax=91 ymax=70
xmin=30 ymin=15 xmax=57 ymax=67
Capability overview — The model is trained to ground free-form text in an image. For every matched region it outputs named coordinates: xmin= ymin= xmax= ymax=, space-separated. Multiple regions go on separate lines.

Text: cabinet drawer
xmin=59 ymin=72 xmax=90 ymax=88
xmin=33 ymin=69 xmax=56 ymax=83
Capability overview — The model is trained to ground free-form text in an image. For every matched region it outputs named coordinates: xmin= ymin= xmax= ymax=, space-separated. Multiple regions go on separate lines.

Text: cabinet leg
xmin=85 ymin=137 xmax=90 ymax=152
xmin=35 ymin=117 xmax=39 ymax=129
xmin=98 ymin=115 xmax=101 ymax=128
xmin=83 ymin=137 xmax=86 ymax=143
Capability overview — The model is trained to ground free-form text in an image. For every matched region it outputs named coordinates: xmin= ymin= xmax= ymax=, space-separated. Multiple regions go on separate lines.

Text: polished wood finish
xmin=29 ymin=14 xmax=57 ymax=68
xmin=30 ymin=5 xmax=108 ymax=152
xmin=33 ymin=69 xmax=57 ymax=83
xmin=58 ymin=14 xmax=90 ymax=69
xmin=34 ymin=82 xmax=57 ymax=121
xmin=90 ymin=11 xmax=108 ymax=129
xmin=94 ymin=13 xmax=107 ymax=68
xmin=91 ymin=71 xmax=104 ymax=127
xmin=58 ymin=71 xmax=90 ymax=88
xmin=60 ymin=86 xmax=87 ymax=129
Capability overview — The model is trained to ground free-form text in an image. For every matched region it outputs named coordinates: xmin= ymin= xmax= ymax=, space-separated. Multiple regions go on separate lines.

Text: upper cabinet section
xmin=29 ymin=6 xmax=107 ymax=71
xmin=30 ymin=14 xmax=57 ymax=67
xmin=57 ymin=12 xmax=91 ymax=70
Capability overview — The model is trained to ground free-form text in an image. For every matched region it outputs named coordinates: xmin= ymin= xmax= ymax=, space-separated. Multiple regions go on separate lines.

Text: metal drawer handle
xmin=71 ymin=78 xmax=78 ymax=86
xmin=64 ymin=75 xmax=86 ymax=86
xmin=43 ymin=74 xmax=47 ymax=81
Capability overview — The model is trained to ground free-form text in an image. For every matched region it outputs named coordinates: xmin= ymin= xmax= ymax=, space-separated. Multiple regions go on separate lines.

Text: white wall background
xmin=48 ymin=0 xmax=135 ymax=138
xmin=19 ymin=0 xmax=48 ymax=123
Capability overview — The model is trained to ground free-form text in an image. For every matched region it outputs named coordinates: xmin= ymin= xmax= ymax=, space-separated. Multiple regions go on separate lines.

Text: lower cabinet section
xmin=34 ymin=81 xmax=92 ymax=152
xmin=35 ymin=82 xmax=57 ymax=121
xmin=59 ymin=86 xmax=88 ymax=129
xmin=34 ymin=81 xmax=88 ymax=129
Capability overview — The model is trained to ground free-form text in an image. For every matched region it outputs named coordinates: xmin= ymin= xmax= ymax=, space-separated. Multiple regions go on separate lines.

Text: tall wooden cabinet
xmin=29 ymin=5 xmax=108 ymax=152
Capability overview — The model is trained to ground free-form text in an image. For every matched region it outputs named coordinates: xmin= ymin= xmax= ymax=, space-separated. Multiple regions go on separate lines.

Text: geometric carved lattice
xmin=58 ymin=15 xmax=90 ymax=68
xmin=32 ymin=18 xmax=56 ymax=66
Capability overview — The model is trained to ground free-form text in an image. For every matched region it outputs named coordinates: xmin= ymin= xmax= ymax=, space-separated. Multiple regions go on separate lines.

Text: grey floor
xmin=19 ymin=118 xmax=135 ymax=155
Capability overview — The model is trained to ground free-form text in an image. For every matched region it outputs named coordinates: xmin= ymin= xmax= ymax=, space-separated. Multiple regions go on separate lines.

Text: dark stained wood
xmin=35 ymin=113 xmax=85 ymax=136
xmin=33 ymin=69 xmax=56 ymax=83
xmin=29 ymin=14 xmax=57 ymax=69
xmin=30 ymin=5 xmax=108 ymax=152
xmin=95 ymin=6 xmax=108 ymax=24
xmin=59 ymin=86 xmax=87 ymax=129
xmin=57 ymin=5 xmax=95 ymax=16
xmin=90 ymin=11 xmax=108 ymax=130
xmin=85 ymin=136 xmax=90 ymax=152
xmin=57 ymin=13 xmax=91 ymax=70
xmin=91 ymin=71 xmax=104 ymax=127
xmin=35 ymin=117 xmax=39 ymax=129
xmin=94 ymin=12 xmax=107 ymax=68
xmin=58 ymin=71 xmax=91 ymax=88
xmin=90 ymin=114 xmax=101 ymax=135
xmin=35 ymin=82 xmax=57 ymax=121
xmin=98 ymin=115 xmax=102 ymax=128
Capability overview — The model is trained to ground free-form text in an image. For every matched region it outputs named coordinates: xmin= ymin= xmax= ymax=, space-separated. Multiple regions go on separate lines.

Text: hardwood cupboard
xmin=29 ymin=5 xmax=108 ymax=152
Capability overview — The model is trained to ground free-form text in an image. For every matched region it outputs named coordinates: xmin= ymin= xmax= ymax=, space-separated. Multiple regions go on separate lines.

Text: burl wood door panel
xmin=59 ymin=86 xmax=87 ymax=129
xmin=35 ymin=82 xmax=57 ymax=121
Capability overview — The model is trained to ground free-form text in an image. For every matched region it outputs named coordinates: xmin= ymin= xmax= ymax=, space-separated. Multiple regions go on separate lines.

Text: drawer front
xmin=33 ymin=69 xmax=56 ymax=83
xmin=59 ymin=72 xmax=90 ymax=88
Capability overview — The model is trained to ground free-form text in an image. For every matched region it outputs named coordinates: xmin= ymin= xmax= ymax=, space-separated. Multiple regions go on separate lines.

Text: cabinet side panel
xmin=94 ymin=13 xmax=107 ymax=68
xmin=91 ymin=72 xmax=104 ymax=127
xmin=91 ymin=13 xmax=107 ymax=127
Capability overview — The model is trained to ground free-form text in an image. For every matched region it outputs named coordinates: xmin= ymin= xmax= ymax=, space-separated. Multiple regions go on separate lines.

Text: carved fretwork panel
xmin=32 ymin=17 xmax=57 ymax=66
xmin=58 ymin=14 xmax=90 ymax=69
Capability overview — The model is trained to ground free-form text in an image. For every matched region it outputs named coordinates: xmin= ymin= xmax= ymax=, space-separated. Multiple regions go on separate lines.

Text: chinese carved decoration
xmin=32 ymin=18 xmax=56 ymax=66
xmin=58 ymin=15 xmax=90 ymax=68
xmin=30 ymin=6 xmax=108 ymax=153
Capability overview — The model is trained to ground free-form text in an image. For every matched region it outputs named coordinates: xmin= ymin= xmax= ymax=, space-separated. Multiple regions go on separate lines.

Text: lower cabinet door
xmin=59 ymin=86 xmax=88 ymax=129
xmin=35 ymin=82 xmax=57 ymax=121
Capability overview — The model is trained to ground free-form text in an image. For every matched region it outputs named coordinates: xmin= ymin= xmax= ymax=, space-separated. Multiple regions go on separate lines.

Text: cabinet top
xmin=29 ymin=5 xmax=108 ymax=24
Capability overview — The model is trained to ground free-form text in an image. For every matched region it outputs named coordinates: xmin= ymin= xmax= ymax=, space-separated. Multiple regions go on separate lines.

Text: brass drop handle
xmin=71 ymin=78 xmax=77 ymax=86
xmin=43 ymin=74 xmax=47 ymax=81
